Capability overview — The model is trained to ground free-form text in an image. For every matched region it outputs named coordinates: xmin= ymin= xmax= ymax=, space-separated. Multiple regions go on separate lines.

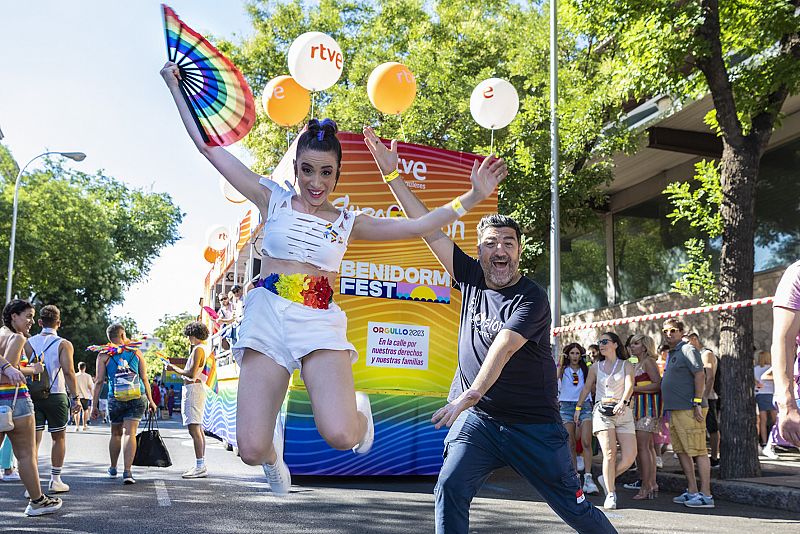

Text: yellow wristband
xmin=450 ymin=196 xmax=466 ymax=217
xmin=574 ymin=406 xmax=582 ymax=411
xmin=383 ymin=169 xmax=400 ymax=183
xmin=693 ymin=397 xmax=702 ymax=404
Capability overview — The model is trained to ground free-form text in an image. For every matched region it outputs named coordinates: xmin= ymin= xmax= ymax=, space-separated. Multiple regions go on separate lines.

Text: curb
xmin=655 ymin=472 xmax=800 ymax=512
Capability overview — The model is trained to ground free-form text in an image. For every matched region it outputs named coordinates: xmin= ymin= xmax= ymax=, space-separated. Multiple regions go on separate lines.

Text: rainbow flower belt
xmin=256 ymin=273 xmax=334 ymax=310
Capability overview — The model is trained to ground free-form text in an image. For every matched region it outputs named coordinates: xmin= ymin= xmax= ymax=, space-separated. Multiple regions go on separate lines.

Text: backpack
xmin=110 ymin=353 xmax=142 ymax=401
xmin=27 ymin=337 xmax=62 ymax=401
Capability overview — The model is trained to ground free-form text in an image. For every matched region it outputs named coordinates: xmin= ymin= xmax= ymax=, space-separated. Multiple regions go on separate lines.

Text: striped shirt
xmin=0 ymin=354 xmax=30 ymax=400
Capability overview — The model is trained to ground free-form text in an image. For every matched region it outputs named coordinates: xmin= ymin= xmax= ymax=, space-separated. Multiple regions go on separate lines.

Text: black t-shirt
xmin=449 ymin=245 xmax=559 ymax=424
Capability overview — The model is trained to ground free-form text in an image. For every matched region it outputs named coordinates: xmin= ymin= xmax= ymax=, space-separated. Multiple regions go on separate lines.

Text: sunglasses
xmin=662 ymin=328 xmax=679 ymax=334
xmin=597 ymin=339 xmax=613 ymax=346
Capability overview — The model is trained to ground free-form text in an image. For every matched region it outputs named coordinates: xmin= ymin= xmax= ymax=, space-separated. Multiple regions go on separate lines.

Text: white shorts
xmin=181 ymin=382 xmax=206 ymax=426
xmin=98 ymin=399 xmax=108 ymax=412
xmin=233 ymin=286 xmax=357 ymax=374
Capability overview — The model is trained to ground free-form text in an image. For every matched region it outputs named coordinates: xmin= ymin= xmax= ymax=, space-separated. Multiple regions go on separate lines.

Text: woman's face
xmin=628 ymin=339 xmax=645 ymax=357
xmin=567 ymin=348 xmax=582 ymax=366
xmin=11 ymin=308 xmax=35 ymax=336
xmin=295 ymin=149 xmax=339 ymax=207
xmin=598 ymin=335 xmax=617 ymax=358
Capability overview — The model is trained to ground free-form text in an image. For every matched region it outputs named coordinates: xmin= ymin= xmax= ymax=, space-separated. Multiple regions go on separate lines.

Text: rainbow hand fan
xmin=162 ymin=4 xmax=256 ymax=146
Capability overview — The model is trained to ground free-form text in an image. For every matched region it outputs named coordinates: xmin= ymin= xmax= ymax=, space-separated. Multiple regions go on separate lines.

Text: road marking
xmin=154 ymin=480 xmax=171 ymax=507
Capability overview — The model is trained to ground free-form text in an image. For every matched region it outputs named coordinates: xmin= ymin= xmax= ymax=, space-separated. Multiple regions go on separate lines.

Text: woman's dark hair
xmin=296 ymin=118 xmax=343 ymax=185
xmin=3 ymin=299 xmax=34 ymax=332
xmin=559 ymin=342 xmax=588 ymax=381
xmin=598 ymin=331 xmax=630 ymax=360
xmin=183 ymin=321 xmax=210 ymax=341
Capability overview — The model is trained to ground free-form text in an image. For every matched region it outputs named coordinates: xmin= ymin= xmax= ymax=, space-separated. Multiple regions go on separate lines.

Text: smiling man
xmin=364 ymin=127 xmax=616 ymax=534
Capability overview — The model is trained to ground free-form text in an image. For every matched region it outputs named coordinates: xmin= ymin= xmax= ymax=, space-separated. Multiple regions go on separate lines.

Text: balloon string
xmin=490 ymin=129 xmax=495 ymax=155
xmin=311 ymin=92 xmax=316 ymax=120
xmin=400 ymin=115 xmax=407 ymax=143
xmin=286 ymin=127 xmax=291 ymax=150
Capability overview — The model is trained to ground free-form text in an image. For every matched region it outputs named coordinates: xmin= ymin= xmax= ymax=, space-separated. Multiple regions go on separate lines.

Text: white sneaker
xmin=761 ymin=446 xmax=780 ymax=460
xmin=603 ymin=492 xmax=617 ymax=510
xmin=48 ymin=479 xmax=70 ymax=493
xmin=1 ymin=470 xmax=20 ymax=482
xmin=576 ymin=455 xmax=585 ymax=472
xmin=583 ymin=473 xmax=599 ymax=495
xmin=24 ymin=494 xmax=62 ymax=516
xmin=262 ymin=459 xmax=291 ymax=495
xmin=655 ymin=456 xmax=664 ymax=469
xmin=182 ymin=465 xmax=208 ymax=479
xmin=352 ymin=392 xmax=374 ymax=454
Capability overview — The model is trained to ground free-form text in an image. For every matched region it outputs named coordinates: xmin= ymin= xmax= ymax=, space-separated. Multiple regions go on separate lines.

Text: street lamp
xmin=5 ymin=151 xmax=87 ymax=304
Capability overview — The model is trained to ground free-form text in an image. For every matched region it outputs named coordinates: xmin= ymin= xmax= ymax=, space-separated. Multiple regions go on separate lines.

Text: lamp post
xmin=5 ymin=151 xmax=86 ymax=304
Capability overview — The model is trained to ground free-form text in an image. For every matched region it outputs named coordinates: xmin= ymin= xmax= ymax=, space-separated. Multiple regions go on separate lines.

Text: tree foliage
xmin=152 ymin=312 xmax=195 ymax=360
xmin=217 ymin=0 xmax=639 ymax=273
xmin=0 ymin=144 xmax=184 ymax=362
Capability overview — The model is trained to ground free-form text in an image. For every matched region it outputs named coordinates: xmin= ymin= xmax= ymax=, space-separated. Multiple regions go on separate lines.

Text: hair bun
xmin=307 ymin=118 xmax=338 ymax=141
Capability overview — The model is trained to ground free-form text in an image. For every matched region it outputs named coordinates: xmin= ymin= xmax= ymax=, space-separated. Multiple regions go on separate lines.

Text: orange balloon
xmin=203 ymin=246 xmax=219 ymax=263
xmin=262 ymin=75 xmax=311 ymax=127
xmin=367 ymin=62 xmax=417 ymax=115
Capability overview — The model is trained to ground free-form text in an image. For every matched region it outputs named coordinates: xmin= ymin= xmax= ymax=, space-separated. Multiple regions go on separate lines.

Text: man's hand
xmin=149 ymin=400 xmax=158 ymax=413
xmin=70 ymin=398 xmax=81 ymax=414
xmin=90 ymin=407 xmax=100 ymax=420
xmin=778 ymin=407 xmax=800 ymax=446
xmin=431 ymin=389 xmax=482 ymax=430
xmin=693 ymin=405 xmax=704 ymax=422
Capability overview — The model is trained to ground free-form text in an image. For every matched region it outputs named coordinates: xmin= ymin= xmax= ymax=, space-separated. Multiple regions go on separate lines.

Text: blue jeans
xmin=434 ymin=411 xmax=616 ymax=534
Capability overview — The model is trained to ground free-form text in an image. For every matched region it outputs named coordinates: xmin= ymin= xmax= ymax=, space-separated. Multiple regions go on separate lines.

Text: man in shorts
xmin=164 ymin=321 xmax=209 ymax=478
xmin=661 ymin=319 xmax=713 ymax=508
xmin=74 ymin=362 xmax=94 ymax=431
xmin=26 ymin=305 xmax=81 ymax=494
xmin=687 ymin=333 xmax=720 ymax=468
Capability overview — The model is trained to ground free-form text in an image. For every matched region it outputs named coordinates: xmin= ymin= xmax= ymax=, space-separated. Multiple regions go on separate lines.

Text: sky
xmin=1 ymin=1 xmax=259 ymax=333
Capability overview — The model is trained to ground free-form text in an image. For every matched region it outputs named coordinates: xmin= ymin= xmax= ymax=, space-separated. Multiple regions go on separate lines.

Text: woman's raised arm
xmin=160 ymin=61 xmax=268 ymax=210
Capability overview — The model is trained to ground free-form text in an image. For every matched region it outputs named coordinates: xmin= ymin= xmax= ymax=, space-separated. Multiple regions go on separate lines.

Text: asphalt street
xmin=1 ymin=419 xmax=798 ymax=533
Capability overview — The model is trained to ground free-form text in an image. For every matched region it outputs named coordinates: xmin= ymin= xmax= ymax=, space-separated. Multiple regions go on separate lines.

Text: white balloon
xmin=288 ymin=32 xmax=343 ymax=92
xmin=218 ymin=177 xmax=247 ymax=204
xmin=469 ymin=78 xmax=519 ymax=130
xmin=206 ymin=225 xmax=230 ymax=252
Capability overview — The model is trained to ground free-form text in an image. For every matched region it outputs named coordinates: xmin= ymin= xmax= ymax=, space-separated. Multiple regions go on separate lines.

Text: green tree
xmin=574 ymin=0 xmax=800 ymax=478
xmin=0 ymin=144 xmax=184 ymax=362
xmin=216 ymin=0 xmax=637 ymax=274
xmin=153 ymin=312 xmax=195 ymax=360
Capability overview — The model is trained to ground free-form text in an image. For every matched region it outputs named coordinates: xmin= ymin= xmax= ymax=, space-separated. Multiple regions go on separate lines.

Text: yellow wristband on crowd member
xmin=574 ymin=406 xmax=582 ymax=411
xmin=450 ymin=196 xmax=467 ymax=217
xmin=383 ymin=169 xmax=400 ymax=183
xmin=692 ymin=397 xmax=702 ymax=404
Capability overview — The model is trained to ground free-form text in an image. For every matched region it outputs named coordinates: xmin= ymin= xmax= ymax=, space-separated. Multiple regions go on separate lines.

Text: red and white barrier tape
xmin=552 ymin=296 xmax=775 ymax=335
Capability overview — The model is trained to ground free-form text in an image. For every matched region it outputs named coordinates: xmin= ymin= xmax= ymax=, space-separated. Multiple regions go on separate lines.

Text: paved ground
xmin=1 ymin=420 xmax=798 ymax=533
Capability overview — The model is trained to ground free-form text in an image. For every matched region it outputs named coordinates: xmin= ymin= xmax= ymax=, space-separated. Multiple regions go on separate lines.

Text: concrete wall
xmin=559 ymin=266 xmax=787 ymax=355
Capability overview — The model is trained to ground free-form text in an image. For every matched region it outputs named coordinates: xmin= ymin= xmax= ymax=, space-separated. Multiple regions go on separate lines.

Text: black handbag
xmin=133 ymin=413 xmax=172 ymax=468
xmin=598 ymin=401 xmax=617 ymax=417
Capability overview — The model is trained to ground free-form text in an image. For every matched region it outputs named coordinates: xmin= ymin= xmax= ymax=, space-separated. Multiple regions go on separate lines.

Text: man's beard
xmin=481 ymin=255 xmax=519 ymax=287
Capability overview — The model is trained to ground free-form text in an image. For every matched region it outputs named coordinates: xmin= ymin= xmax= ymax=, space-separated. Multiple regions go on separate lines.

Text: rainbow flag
xmin=202 ymin=350 xmax=218 ymax=394
xmin=87 ymin=341 xmax=143 ymax=355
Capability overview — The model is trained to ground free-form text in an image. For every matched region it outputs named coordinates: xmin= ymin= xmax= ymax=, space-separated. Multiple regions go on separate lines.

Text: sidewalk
xmin=619 ymin=449 xmax=800 ymax=512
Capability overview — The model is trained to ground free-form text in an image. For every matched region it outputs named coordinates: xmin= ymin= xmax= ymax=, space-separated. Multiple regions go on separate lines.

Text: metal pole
xmin=549 ymin=0 xmax=561 ymax=360
xmin=6 ymin=152 xmax=58 ymax=304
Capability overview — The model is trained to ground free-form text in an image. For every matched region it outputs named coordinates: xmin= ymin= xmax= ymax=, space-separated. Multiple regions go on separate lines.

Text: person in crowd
xmin=754 ymin=349 xmax=779 ymax=459
xmin=587 ymin=344 xmax=601 ymax=365
xmin=74 ymin=361 xmax=94 ymax=431
xmin=167 ymin=385 xmax=176 ymax=418
xmin=164 ymin=61 xmax=508 ymax=497
xmin=164 ymin=321 xmax=210 ymax=479
xmin=27 ymin=305 xmax=81 ymax=494
xmin=363 ymin=126 xmax=616 ymax=533
xmin=0 ymin=300 xmax=62 ymax=515
xmin=771 ymin=259 xmax=800 ymax=447
xmin=216 ymin=293 xmax=235 ymax=351
xmin=151 ymin=379 xmax=162 ymax=421
xmin=90 ymin=323 xmax=157 ymax=485
xmin=575 ymin=332 xmax=635 ymax=510
xmin=558 ymin=343 xmax=599 ymax=495
xmin=661 ymin=319 xmax=714 ymax=508
xmin=653 ymin=342 xmax=672 ymax=469
xmin=227 ymin=285 xmax=244 ymax=344
xmin=687 ymin=333 xmax=720 ymax=468
xmin=627 ymin=334 xmax=662 ymax=499
xmin=0 ymin=435 xmax=19 ymax=481
xmin=98 ymin=380 xmax=110 ymax=424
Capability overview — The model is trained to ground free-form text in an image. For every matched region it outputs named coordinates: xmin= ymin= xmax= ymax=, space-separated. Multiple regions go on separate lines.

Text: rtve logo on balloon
xmin=308 ymin=41 xmax=343 ymax=70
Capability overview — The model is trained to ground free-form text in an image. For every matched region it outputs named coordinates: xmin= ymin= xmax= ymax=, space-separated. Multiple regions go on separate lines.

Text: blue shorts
xmin=108 ymin=397 xmax=146 ymax=425
xmin=756 ymin=394 xmax=775 ymax=412
xmin=559 ymin=400 xmax=593 ymax=424
xmin=0 ymin=395 xmax=34 ymax=420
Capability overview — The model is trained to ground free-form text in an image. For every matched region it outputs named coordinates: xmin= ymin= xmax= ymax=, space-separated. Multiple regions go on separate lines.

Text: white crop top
xmin=259 ymin=177 xmax=358 ymax=273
